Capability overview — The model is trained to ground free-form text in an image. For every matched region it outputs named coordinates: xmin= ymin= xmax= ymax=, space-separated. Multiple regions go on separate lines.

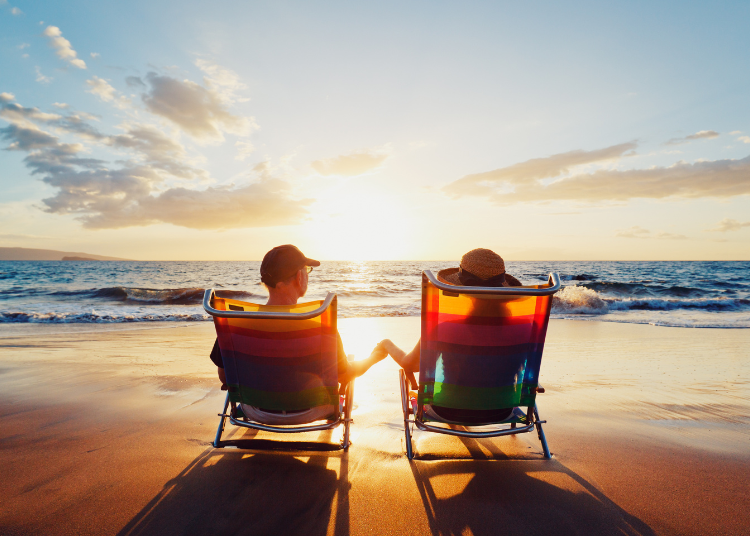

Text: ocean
xmin=0 ymin=260 xmax=748 ymax=328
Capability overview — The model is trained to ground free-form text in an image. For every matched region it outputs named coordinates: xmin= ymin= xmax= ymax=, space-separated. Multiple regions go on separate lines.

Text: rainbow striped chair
xmin=399 ymin=271 xmax=561 ymax=459
xmin=203 ymin=290 xmax=354 ymax=450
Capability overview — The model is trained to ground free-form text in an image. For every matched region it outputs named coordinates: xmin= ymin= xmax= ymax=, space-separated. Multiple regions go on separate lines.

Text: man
xmin=210 ymin=244 xmax=386 ymax=391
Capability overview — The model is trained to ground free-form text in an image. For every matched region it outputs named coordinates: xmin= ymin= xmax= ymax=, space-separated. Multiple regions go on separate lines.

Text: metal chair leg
xmin=399 ymin=369 xmax=414 ymax=460
xmin=213 ymin=391 xmax=230 ymax=448
xmin=342 ymin=379 xmax=354 ymax=450
xmin=534 ymin=404 xmax=552 ymax=459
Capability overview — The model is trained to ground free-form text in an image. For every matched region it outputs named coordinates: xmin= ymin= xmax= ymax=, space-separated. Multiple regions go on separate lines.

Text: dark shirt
xmin=210 ymin=333 xmax=351 ymax=383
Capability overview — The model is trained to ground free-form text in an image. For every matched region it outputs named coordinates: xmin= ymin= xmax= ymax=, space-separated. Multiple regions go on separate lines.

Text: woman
xmin=376 ymin=248 xmax=522 ymax=423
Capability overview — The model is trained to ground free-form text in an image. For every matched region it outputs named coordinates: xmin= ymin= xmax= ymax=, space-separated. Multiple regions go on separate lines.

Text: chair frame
xmin=204 ymin=289 xmax=354 ymax=450
xmin=400 ymin=271 xmax=561 ymax=460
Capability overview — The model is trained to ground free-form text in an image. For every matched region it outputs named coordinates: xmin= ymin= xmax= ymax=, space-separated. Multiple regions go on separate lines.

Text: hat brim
xmin=304 ymin=257 xmax=320 ymax=267
xmin=436 ymin=267 xmax=513 ymax=287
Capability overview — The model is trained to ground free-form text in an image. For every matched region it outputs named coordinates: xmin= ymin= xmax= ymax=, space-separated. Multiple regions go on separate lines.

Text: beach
xmin=0 ymin=318 xmax=748 ymax=536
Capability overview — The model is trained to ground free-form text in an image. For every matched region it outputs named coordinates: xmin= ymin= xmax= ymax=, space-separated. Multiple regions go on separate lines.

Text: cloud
xmin=194 ymin=59 xmax=250 ymax=104
xmin=86 ymin=76 xmax=130 ymax=109
xmin=35 ymin=66 xmax=52 ymax=84
xmin=616 ymin=226 xmax=687 ymax=240
xmin=90 ymin=52 xmax=100 ymax=58
xmin=107 ymin=123 xmax=205 ymax=179
xmin=43 ymin=26 xmax=86 ymax=69
xmin=140 ymin=72 xmax=256 ymax=140
xmin=730 ymin=131 xmax=742 ymax=135
xmin=52 ymin=102 xmax=69 ymax=109
xmin=444 ymin=142 xmax=637 ymax=198
xmin=17 ymin=43 xmax=29 ymax=50
xmin=615 ymin=226 xmax=650 ymax=238
xmin=311 ymin=149 xmax=389 ymax=176
xmin=664 ymin=130 xmax=720 ymax=146
xmin=738 ymin=136 xmax=750 ymax=144
xmin=10 ymin=6 xmax=21 ymax=15
xmin=0 ymin=92 xmax=15 ymax=103
xmin=444 ymin=142 xmax=750 ymax=204
xmin=1 ymin=97 xmax=304 ymax=230
xmin=125 ymin=76 xmax=146 ymax=89
xmin=707 ymin=218 xmax=750 ymax=233
xmin=235 ymin=140 xmax=255 ymax=161
xmin=654 ymin=231 xmax=688 ymax=240
xmin=0 ymin=101 xmax=61 ymax=127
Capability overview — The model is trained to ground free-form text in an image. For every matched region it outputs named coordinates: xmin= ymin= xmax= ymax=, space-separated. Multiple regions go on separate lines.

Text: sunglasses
xmin=306 ymin=266 xmax=314 ymax=274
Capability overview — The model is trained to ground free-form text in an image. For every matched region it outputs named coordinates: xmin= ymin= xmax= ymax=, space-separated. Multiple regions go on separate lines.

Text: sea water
xmin=0 ymin=261 xmax=748 ymax=328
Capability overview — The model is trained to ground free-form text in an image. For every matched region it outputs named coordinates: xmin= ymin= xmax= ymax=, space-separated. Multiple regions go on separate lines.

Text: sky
xmin=1 ymin=0 xmax=749 ymax=261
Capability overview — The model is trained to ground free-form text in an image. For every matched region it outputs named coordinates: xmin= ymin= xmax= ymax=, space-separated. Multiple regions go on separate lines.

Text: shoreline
xmin=1 ymin=318 xmax=748 ymax=535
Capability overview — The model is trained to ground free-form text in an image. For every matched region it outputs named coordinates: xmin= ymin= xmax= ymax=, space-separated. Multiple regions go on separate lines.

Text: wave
xmin=0 ymin=311 xmax=211 ymax=323
xmin=552 ymin=285 xmax=750 ymax=315
xmin=49 ymin=287 xmax=258 ymax=305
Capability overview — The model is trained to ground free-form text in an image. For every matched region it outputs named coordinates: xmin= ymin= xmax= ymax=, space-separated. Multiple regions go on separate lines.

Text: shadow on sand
xmin=118 ymin=429 xmax=349 ymax=536
xmin=119 ymin=431 xmax=654 ymax=536
xmin=409 ymin=435 xmax=656 ymax=536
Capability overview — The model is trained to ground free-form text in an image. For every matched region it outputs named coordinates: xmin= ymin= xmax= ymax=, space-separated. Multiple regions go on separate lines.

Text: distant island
xmin=0 ymin=247 xmax=131 ymax=261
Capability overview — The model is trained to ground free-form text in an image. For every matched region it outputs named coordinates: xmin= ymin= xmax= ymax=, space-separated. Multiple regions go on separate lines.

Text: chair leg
xmin=213 ymin=391 xmax=230 ymax=448
xmin=533 ymin=404 xmax=552 ymax=459
xmin=342 ymin=379 xmax=354 ymax=450
xmin=399 ymin=369 xmax=414 ymax=460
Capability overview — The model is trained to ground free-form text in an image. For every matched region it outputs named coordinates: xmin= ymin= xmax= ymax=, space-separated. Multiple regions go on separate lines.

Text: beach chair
xmin=203 ymin=290 xmax=354 ymax=450
xmin=399 ymin=271 xmax=561 ymax=460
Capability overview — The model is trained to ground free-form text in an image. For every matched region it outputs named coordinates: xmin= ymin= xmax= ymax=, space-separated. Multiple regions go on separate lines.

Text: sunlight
xmin=304 ymin=187 xmax=416 ymax=260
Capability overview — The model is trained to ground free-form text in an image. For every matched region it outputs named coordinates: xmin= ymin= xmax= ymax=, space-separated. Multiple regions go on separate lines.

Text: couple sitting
xmin=209 ymin=244 xmax=521 ymax=424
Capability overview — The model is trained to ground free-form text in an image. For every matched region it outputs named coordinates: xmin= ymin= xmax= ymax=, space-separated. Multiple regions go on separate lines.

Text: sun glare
xmin=304 ymin=188 xmax=415 ymax=260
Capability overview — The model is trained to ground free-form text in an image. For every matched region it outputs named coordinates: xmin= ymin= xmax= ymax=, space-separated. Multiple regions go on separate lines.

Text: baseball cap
xmin=260 ymin=245 xmax=320 ymax=288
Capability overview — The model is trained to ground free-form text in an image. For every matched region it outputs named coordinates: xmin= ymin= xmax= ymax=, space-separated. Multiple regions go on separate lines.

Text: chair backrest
xmin=206 ymin=291 xmax=339 ymax=412
xmin=419 ymin=271 xmax=559 ymax=413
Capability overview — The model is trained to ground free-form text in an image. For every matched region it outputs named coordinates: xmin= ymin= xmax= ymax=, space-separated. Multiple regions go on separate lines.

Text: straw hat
xmin=437 ymin=248 xmax=520 ymax=287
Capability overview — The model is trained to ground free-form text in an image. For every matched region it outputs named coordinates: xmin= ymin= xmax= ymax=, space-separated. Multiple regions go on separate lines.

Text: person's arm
xmin=336 ymin=334 xmax=387 ymax=392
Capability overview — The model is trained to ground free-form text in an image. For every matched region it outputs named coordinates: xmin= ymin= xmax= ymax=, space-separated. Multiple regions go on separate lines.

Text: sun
xmin=303 ymin=186 xmax=416 ymax=260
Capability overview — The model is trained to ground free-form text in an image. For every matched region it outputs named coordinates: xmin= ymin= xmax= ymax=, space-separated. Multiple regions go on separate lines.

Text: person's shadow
xmin=410 ymin=435 xmax=656 ymax=536
xmin=118 ymin=429 xmax=349 ymax=536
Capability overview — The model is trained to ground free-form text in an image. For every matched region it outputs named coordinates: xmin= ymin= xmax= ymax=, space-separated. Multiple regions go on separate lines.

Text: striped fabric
xmin=418 ymin=274 xmax=553 ymax=417
xmin=212 ymin=296 xmax=339 ymax=414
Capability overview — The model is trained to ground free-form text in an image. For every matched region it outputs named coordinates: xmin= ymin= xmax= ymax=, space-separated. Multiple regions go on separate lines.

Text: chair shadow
xmin=409 ymin=436 xmax=656 ymax=536
xmin=118 ymin=429 xmax=349 ymax=536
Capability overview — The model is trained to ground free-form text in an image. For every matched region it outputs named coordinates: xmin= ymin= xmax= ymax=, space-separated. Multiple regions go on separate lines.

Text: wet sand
xmin=0 ymin=319 xmax=748 ymax=536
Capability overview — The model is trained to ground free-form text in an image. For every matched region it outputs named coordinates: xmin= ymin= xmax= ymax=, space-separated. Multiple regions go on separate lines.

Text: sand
xmin=0 ymin=318 xmax=748 ymax=536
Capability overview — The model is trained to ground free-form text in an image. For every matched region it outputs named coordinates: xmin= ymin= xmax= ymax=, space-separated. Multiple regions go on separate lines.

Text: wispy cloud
xmin=138 ymin=72 xmax=256 ymax=141
xmin=616 ymin=226 xmax=687 ymax=240
xmin=43 ymin=26 xmax=86 ymax=69
xmin=10 ymin=6 xmax=21 ymax=15
xmin=234 ymin=140 xmax=255 ymax=161
xmin=0 ymin=96 xmax=306 ymax=230
xmin=194 ymin=58 xmax=250 ymax=104
xmin=311 ymin=149 xmax=389 ymax=176
xmin=85 ymin=76 xmax=131 ymax=109
xmin=707 ymin=218 xmax=750 ymax=233
xmin=35 ymin=66 xmax=52 ymax=84
xmin=664 ymin=130 xmax=720 ymax=146
xmin=444 ymin=142 xmax=750 ymax=204
xmin=738 ymin=136 xmax=750 ymax=144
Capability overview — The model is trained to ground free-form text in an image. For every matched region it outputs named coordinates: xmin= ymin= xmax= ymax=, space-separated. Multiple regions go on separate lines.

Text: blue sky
xmin=1 ymin=1 xmax=749 ymax=260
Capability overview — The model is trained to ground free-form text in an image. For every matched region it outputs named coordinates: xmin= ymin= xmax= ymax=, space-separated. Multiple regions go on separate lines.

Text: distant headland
xmin=0 ymin=247 xmax=131 ymax=261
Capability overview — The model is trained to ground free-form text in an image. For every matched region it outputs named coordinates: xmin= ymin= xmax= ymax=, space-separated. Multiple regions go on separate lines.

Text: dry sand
xmin=0 ymin=318 xmax=748 ymax=536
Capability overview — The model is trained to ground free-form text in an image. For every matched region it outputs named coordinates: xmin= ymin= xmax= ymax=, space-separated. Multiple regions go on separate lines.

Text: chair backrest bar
xmin=204 ymin=290 xmax=340 ymax=412
xmin=419 ymin=272 xmax=559 ymax=413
